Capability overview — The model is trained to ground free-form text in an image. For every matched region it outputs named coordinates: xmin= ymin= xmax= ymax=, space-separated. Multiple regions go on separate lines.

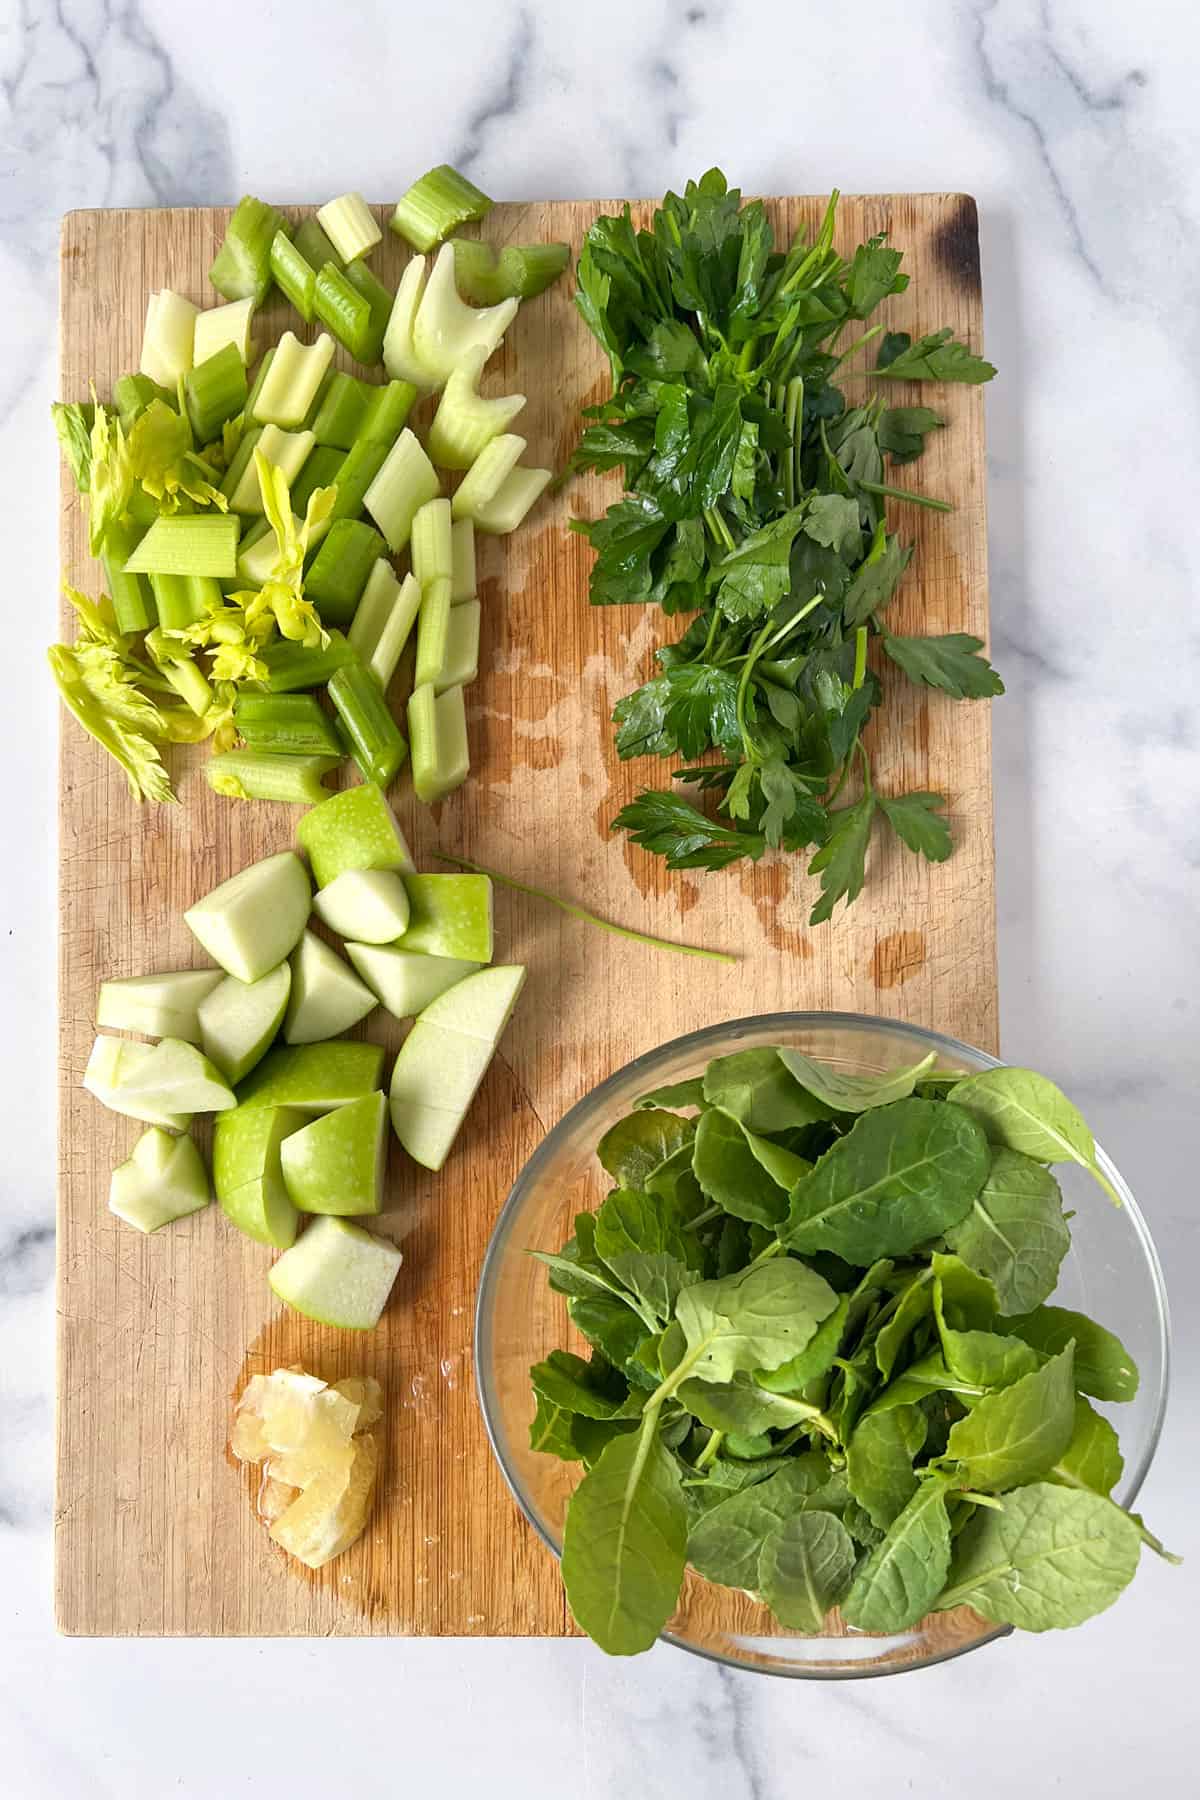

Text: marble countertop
xmin=2 ymin=0 xmax=1195 ymax=1792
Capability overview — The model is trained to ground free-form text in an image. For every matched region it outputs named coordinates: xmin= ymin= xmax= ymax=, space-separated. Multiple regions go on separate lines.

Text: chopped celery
xmin=408 ymin=681 xmax=469 ymax=803
xmin=348 ymin=559 xmax=399 ymax=660
xmin=450 ymin=518 xmax=476 ymax=603
xmin=114 ymin=373 xmax=171 ymax=431
xmin=185 ymin=343 xmax=248 ymax=444
xmin=472 ymin=465 xmax=552 ymax=535
xmin=243 ymin=348 xmax=276 ymax=420
xmin=251 ymin=331 xmax=335 ymax=430
xmin=290 ymin=444 xmax=343 ymax=515
xmin=341 ymin=258 xmax=392 ymax=364
xmin=382 ymin=256 xmax=430 ymax=387
xmin=206 ymin=750 xmax=341 ymax=804
xmin=363 ymin=428 xmax=440 ymax=552
xmin=259 ymin=630 xmax=356 ymax=692
xmin=126 ymin=483 xmax=162 ymax=530
xmin=411 ymin=244 xmax=517 ymax=388
xmin=229 ymin=424 xmax=315 ymax=514
xmin=185 ymin=574 xmax=225 ymax=615
xmin=193 ymin=297 xmax=257 ymax=366
xmin=210 ymin=196 xmax=286 ymax=305
xmin=314 ymin=264 xmax=372 ymax=361
xmin=140 ymin=290 xmax=198 ymax=388
xmin=102 ymin=518 xmax=156 ymax=635
xmin=234 ymin=693 xmax=344 ymax=757
xmin=414 ymin=576 xmax=452 ymax=690
xmin=293 ymin=215 xmax=342 ymax=272
xmin=427 ymin=345 xmax=525 ymax=470
xmin=328 ymin=438 xmax=389 ymax=523
xmin=437 ymin=599 xmax=480 ymax=693
xmin=451 ymin=433 xmax=526 ymax=521
xmin=358 ymin=379 xmax=415 ymax=447
xmin=328 ymin=662 xmax=408 ymax=787
xmin=410 ymin=497 xmax=453 ymax=585
xmin=312 ymin=372 xmax=372 ymax=449
xmin=219 ymin=423 xmax=264 ymax=504
xmin=317 ymin=192 xmax=382 ymax=264
xmin=126 ymin=514 xmax=240 ymax=579
xmin=349 ymin=564 xmax=422 ymax=689
xmin=304 ymin=519 xmax=386 ymax=626
xmin=450 ymin=237 xmax=570 ymax=303
xmin=147 ymin=631 xmax=213 ymax=715
xmin=235 ymin=525 xmax=285 ymax=587
xmin=149 ymin=572 xmax=206 ymax=631
xmin=390 ymin=164 xmax=492 ymax=253
xmin=270 ymin=229 xmax=317 ymax=323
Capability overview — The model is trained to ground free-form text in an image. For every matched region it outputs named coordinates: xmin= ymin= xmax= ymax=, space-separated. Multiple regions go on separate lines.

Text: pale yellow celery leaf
xmin=128 ymin=400 xmax=228 ymax=512
xmin=48 ymin=643 xmax=176 ymax=803
xmin=86 ymin=403 xmax=134 ymax=556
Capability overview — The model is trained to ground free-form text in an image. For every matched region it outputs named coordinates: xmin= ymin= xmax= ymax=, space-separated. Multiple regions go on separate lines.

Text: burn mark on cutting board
xmin=871 ymin=929 xmax=927 ymax=989
xmin=933 ymin=195 xmax=982 ymax=296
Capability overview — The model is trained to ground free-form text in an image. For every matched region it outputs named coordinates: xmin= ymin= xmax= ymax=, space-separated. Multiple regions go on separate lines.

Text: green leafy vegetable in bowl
xmin=528 ymin=1050 xmax=1176 ymax=1657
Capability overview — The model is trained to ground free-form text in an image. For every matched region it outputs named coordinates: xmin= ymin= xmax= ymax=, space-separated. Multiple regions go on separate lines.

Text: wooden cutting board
xmin=56 ymin=195 xmax=996 ymax=1635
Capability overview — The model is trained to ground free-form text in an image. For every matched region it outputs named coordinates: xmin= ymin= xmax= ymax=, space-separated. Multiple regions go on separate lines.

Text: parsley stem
xmin=693 ymin=1429 xmax=724 ymax=1472
xmin=831 ymin=323 xmax=885 ymax=370
xmin=858 ymin=478 xmax=954 ymax=514
xmin=433 ymin=854 xmax=738 ymax=964
xmin=704 ymin=505 xmax=736 ymax=553
xmin=852 ymin=625 xmax=868 ymax=690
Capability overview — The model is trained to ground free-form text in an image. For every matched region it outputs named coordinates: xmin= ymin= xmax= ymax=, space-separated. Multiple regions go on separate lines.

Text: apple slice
xmin=115 ymin=1036 xmax=237 ymax=1113
xmin=96 ymin=969 xmax=223 ymax=1043
xmin=268 ymin=1215 xmax=402 ymax=1329
xmin=312 ymin=869 xmax=411 ymax=944
xmin=235 ymin=1041 xmax=386 ymax=1113
xmin=214 ymin=1104 xmax=306 ymax=1247
xmin=344 ymin=943 xmax=481 ymax=1019
xmin=389 ymin=964 xmax=525 ymax=1169
xmin=184 ymin=851 xmax=311 ymax=983
xmin=297 ymin=783 xmax=416 ymax=888
xmin=284 ymin=932 xmax=377 ymax=1044
xmin=394 ymin=873 xmax=493 ymax=961
xmin=83 ymin=1036 xmax=192 ymax=1131
xmin=109 ymin=1126 xmax=210 ymax=1233
xmin=280 ymin=1091 xmax=388 ymax=1216
xmin=198 ymin=963 xmax=291 ymax=1085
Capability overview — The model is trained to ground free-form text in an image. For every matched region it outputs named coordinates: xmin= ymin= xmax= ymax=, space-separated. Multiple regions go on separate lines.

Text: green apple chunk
xmin=281 ymin=1091 xmax=388 ymax=1216
xmin=109 ymin=1127 xmax=210 ymax=1233
xmin=284 ymin=933 xmax=377 ymax=1044
xmin=389 ymin=965 xmax=526 ymax=1170
xmin=96 ymin=969 xmax=223 ymax=1043
xmin=344 ymin=943 xmax=481 ymax=1019
xmin=83 ymin=1036 xmax=192 ymax=1132
xmin=236 ymin=1041 xmax=386 ymax=1113
xmin=184 ymin=850 xmax=311 ymax=983
xmin=297 ymin=783 xmax=416 ymax=889
xmin=115 ymin=1036 xmax=237 ymax=1113
xmin=198 ymin=963 xmax=291 ymax=1084
xmin=213 ymin=1104 xmax=305 ymax=1247
xmin=312 ymin=869 xmax=411 ymax=944
xmin=394 ymin=874 xmax=493 ymax=962
xmin=269 ymin=1216 xmax=402 ymax=1330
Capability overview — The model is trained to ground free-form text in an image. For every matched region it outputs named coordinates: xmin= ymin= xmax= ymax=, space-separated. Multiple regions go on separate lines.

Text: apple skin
xmin=184 ymin=851 xmax=311 ymax=983
xmin=280 ymin=1091 xmax=388 ymax=1216
xmin=235 ymin=1042 xmax=387 ymax=1113
xmin=297 ymin=784 xmax=415 ymax=889
xmin=388 ymin=965 xmax=526 ymax=1170
xmin=109 ymin=1127 xmax=210 ymax=1233
xmin=393 ymin=875 xmax=493 ymax=963
xmin=268 ymin=1216 xmax=403 ymax=1330
xmin=344 ymin=943 xmax=481 ymax=1019
xmin=214 ymin=1104 xmax=306 ymax=1248
xmin=198 ymin=963 xmax=291 ymax=1085
xmin=284 ymin=933 xmax=377 ymax=1045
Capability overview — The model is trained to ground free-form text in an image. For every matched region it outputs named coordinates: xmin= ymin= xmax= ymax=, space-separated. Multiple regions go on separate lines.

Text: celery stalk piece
xmin=341 ymin=258 xmax=392 ymax=365
xmin=408 ymin=681 xmax=469 ymax=804
xmin=251 ymin=332 xmax=336 ymax=430
xmin=450 ymin=433 xmax=526 ymax=522
xmin=149 ymin=572 xmax=206 ymax=631
xmin=390 ymin=165 xmax=492 ymax=253
xmin=193 ymin=297 xmax=257 ymax=366
xmin=270 ymin=229 xmax=317 ymax=324
xmin=328 ymin=662 xmax=408 ymax=787
xmin=412 ymin=244 xmax=518 ymax=389
xmin=436 ymin=599 xmax=480 ymax=693
xmin=349 ymin=566 xmax=421 ymax=690
xmin=304 ymin=519 xmax=387 ymax=626
xmin=328 ymin=438 xmax=388 ymax=524
xmin=260 ymin=630 xmax=356 ymax=692
xmin=314 ymin=264 xmax=373 ymax=362
xmin=114 ymin=372 xmax=172 ymax=430
xmin=450 ymin=237 xmax=570 ymax=304
xmin=126 ymin=483 xmax=161 ymax=530
xmin=289 ymin=443 xmax=344 ymax=515
xmin=220 ymin=424 xmax=264 ymax=504
xmin=234 ymin=693 xmax=343 ymax=757
xmin=148 ymin=629 xmax=214 ymax=715
xmin=364 ymin=429 xmax=440 ymax=553
xmin=294 ymin=215 xmax=341 ymax=271
xmin=140 ymin=289 xmax=198 ymax=388
xmin=358 ymin=380 xmax=415 ymax=448
xmin=427 ymin=345 xmax=525 ymax=470
xmin=102 ymin=518 xmax=156 ymax=635
xmin=450 ymin=519 xmax=476 ymax=603
xmin=229 ymin=424 xmax=315 ymax=514
xmin=382 ymin=256 xmax=432 ymax=387
xmin=126 ymin=514 xmax=240 ymax=579
xmin=317 ymin=192 xmax=383 ymax=265
xmin=347 ymin=559 xmax=400 ymax=663
xmin=472 ymin=465 xmax=553 ymax=535
xmin=210 ymin=196 xmax=286 ymax=305
xmin=207 ymin=750 xmax=341 ymax=805
xmin=312 ymin=372 xmax=372 ymax=450
xmin=185 ymin=343 xmax=248 ymax=444
xmin=410 ymin=498 xmax=453 ymax=586
xmin=414 ymin=575 xmax=453 ymax=690
xmin=236 ymin=524 xmax=288 ymax=587
xmin=243 ymin=348 xmax=276 ymax=420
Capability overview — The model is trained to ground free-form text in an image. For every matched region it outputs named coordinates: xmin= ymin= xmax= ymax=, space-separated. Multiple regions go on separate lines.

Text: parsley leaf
xmin=875 ymin=328 xmax=997 ymax=384
xmin=883 ymin=633 xmax=1006 ymax=699
xmin=878 ymin=791 xmax=952 ymax=862
xmin=878 ymin=406 xmax=944 ymax=464
xmin=807 ymin=792 xmax=876 ymax=924
xmin=612 ymin=790 xmax=765 ymax=871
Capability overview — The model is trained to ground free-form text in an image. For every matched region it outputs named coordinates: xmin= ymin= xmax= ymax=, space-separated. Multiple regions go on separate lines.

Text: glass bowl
xmin=475 ymin=1013 xmax=1171 ymax=1678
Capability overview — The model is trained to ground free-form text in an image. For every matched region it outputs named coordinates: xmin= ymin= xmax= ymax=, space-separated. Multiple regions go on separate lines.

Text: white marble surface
xmin=1 ymin=0 xmax=1196 ymax=1792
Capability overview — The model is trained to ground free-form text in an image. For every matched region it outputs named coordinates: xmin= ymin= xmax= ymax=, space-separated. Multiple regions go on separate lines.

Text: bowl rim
xmin=474 ymin=1010 xmax=1173 ymax=1680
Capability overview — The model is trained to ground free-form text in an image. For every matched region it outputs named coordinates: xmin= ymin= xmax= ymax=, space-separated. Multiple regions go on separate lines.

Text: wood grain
xmin=56 ymin=196 xmax=996 ymax=1637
